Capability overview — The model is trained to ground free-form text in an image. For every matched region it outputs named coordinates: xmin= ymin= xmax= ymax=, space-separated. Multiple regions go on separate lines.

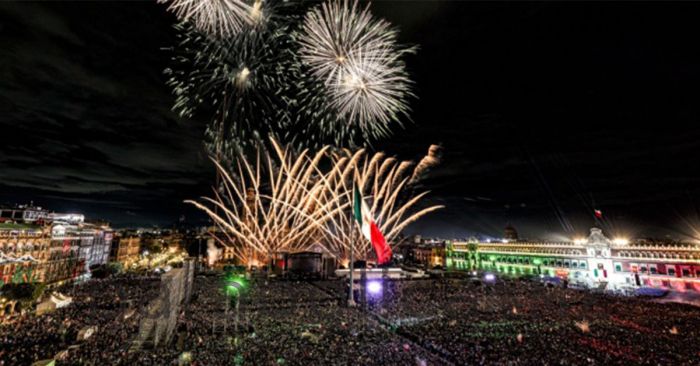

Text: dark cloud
xmin=372 ymin=2 xmax=700 ymax=239
xmin=0 ymin=2 xmax=212 ymax=226
xmin=2 ymin=2 xmax=700 ymax=238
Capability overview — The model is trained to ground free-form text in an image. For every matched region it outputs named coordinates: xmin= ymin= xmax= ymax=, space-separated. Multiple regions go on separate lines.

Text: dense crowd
xmin=0 ymin=274 xmax=160 ymax=365
xmin=358 ymin=278 xmax=700 ymax=365
xmin=2 ymin=273 xmax=700 ymax=365
xmin=129 ymin=277 xmax=442 ymax=365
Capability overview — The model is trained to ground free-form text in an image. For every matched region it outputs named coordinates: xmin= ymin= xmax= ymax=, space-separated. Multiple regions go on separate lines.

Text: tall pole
xmin=224 ymin=295 xmax=229 ymax=333
xmin=198 ymin=238 xmax=202 ymax=271
xmin=348 ymin=243 xmax=356 ymax=307
xmin=235 ymin=295 xmax=240 ymax=334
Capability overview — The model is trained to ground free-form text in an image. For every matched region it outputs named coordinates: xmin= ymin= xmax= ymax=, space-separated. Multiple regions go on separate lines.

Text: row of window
xmin=483 ymin=256 xmax=588 ymax=270
xmin=618 ymin=252 xmax=700 ymax=260
xmin=0 ymin=245 xmax=49 ymax=251
xmin=482 ymin=263 xmax=557 ymax=277
xmin=613 ymin=262 xmax=698 ymax=277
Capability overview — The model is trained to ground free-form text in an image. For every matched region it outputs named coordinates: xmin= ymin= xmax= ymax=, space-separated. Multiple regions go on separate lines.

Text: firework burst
xmin=296 ymin=0 xmax=415 ymax=144
xmin=321 ymin=148 xmax=444 ymax=260
xmin=186 ymin=138 xmax=442 ymax=264
xmin=164 ymin=21 xmax=298 ymax=159
xmin=158 ymin=0 xmax=268 ymax=38
xmin=185 ymin=138 xmax=346 ymax=264
xmin=332 ymin=49 xmax=413 ymax=139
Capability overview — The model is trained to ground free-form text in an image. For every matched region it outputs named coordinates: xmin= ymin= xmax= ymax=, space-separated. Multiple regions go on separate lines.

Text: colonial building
xmin=110 ymin=234 xmax=141 ymax=267
xmin=44 ymin=223 xmax=84 ymax=284
xmin=412 ymin=242 xmax=447 ymax=268
xmin=0 ymin=223 xmax=51 ymax=284
xmin=447 ymin=227 xmax=700 ymax=292
xmin=0 ymin=204 xmax=51 ymax=224
xmin=77 ymin=224 xmax=113 ymax=270
xmin=45 ymin=221 xmax=113 ymax=283
xmin=0 ymin=204 xmax=114 ymax=285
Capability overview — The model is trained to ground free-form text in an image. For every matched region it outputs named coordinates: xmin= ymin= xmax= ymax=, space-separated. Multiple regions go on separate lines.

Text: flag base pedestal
xmin=335 ymin=267 xmax=427 ymax=279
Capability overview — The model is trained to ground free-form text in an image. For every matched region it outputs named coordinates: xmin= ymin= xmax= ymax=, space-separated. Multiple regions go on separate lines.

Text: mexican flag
xmin=353 ymin=183 xmax=392 ymax=265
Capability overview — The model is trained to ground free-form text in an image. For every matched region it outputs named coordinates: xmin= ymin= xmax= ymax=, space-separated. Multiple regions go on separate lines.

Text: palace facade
xmin=0 ymin=223 xmax=50 ymax=284
xmin=447 ymin=227 xmax=700 ymax=292
xmin=0 ymin=205 xmax=113 ymax=285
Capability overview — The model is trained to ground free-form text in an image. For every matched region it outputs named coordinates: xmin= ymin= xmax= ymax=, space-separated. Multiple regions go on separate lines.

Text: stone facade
xmin=447 ymin=227 xmax=700 ymax=292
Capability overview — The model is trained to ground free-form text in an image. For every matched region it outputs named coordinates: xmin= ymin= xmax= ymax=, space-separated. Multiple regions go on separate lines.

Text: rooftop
xmin=0 ymin=222 xmax=43 ymax=231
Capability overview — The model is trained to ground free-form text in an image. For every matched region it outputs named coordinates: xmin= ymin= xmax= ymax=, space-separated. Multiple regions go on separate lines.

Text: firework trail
xmin=322 ymin=148 xmax=444 ymax=260
xmin=186 ymin=138 xmax=345 ymax=264
xmin=410 ymin=144 xmax=443 ymax=185
xmin=186 ymin=138 xmax=442 ymax=264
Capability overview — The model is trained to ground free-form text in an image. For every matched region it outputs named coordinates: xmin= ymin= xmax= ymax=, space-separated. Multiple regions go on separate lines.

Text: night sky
xmin=2 ymin=2 xmax=700 ymax=240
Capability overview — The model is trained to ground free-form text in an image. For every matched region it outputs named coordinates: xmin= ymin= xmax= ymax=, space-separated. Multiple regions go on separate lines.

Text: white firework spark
xmin=159 ymin=0 xmax=266 ymax=38
xmin=186 ymin=138 xmax=442 ymax=265
xmin=298 ymin=0 xmax=397 ymax=85
xmin=186 ymin=138 xmax=346 ymax=265
xmin=297 ymin=0 xmax=414 ymax=141
xmin=321 ymin=148 xmax=444 ymax=260
xmin=332 ymin=49 xmax=413 ymax=138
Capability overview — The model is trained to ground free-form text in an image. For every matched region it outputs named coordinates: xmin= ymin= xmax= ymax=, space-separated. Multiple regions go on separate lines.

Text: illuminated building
xmin=0 ymin=204 xmax=114 ymax=285
xmin=0 ymin=204 xmax=51 ymax=223
xmin=111 ymin=234 xmax=141 ymax=267
xmin=77 ymin=224 xmax=113 ymax=269
xmin=44 ymin=216 xmax=113 ymax=284
xmin=44 ymin=223 xmax=83 ymax=283
xmin=447 ymin=227 xmax=700 ymax=292
xmin=50 ymin=213 xmax=85 ymax=224
xmin=413 ymin=242 xmax=447 ymax=268
xmin=0 ymin=223 xmax=50 ymax=284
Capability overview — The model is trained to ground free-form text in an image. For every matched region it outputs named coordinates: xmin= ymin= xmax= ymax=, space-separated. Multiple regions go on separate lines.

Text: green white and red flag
xmin=353 ymin=182 xmax=392 ymax=265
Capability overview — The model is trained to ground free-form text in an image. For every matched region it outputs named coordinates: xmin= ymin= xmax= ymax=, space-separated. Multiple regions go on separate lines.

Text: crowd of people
xmin=357 ymin=278 xmax=700 ymax=365
xmin=2 ymin=272 xmax=700 ymax=365
xmin=0 ymin=274 xmax=160 ymax=365
xmin=125 ymin=276 xmax=442 ymax=365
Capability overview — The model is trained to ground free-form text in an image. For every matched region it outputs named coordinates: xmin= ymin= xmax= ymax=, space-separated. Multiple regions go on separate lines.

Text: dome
xmin=504 ymin=225 xmax=519 ymax=241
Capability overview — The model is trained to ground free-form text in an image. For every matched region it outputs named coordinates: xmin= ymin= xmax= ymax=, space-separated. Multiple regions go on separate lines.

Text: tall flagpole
xmin=348 ymin=178 xmax=358 ymax=307
xmin=348 ymin=240 xmax=356 ymax=307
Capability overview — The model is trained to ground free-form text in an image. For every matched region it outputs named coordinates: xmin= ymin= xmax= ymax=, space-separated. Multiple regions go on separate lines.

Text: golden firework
xmin=187 ymin=138 xmax=442 ymax=265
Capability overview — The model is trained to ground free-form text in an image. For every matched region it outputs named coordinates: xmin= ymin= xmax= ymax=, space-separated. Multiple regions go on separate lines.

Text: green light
xmin=224 ymin=274 xmax=247 ymax=297
xmin=533 ymin=259 xmax=542 ymax=265
xmin=234 ymin=354 xmax=244 ymax=366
